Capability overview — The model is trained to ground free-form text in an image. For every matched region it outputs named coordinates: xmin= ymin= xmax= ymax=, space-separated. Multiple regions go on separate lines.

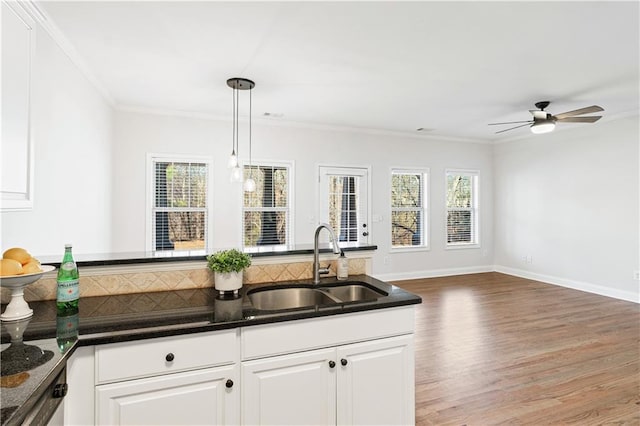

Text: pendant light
xmin=243 ymin=86 xmax=256 ymax=192
xmin=226 ymin=78 xmax=255 ymax=187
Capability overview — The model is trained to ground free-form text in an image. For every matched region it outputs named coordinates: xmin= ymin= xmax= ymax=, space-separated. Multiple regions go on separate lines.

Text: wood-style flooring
xmin=394 ymin=272 xmax=640 ymax=425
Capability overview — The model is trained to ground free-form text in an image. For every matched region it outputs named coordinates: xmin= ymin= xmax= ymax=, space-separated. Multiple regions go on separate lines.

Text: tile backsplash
xmin=1 ymin=258 xmax=367 ymax=303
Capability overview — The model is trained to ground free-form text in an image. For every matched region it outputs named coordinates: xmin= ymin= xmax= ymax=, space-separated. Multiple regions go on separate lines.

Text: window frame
xmin=145 ymin=153 xmax=214 ymax=254
xmin=390 ymin=168 xmax=430 ymax=252
xmin=242 ymin=159 xmax=294 ymax=253
xmin=445 ymin=168 xmax=480 ymax=249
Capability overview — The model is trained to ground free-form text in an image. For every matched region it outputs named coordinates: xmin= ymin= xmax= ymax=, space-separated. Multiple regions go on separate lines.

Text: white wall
xmin=0 ymin=17 xmax=113 ymax=257
xmin=113 ymin=110 xmax=494 ymax=278
xmin=493 ymin=116 xmax=640 ymax=302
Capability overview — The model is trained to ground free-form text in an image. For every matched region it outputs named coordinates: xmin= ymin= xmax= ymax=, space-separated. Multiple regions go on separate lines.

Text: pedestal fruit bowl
xmin=0 ymin=265 xmax=55 ymax=321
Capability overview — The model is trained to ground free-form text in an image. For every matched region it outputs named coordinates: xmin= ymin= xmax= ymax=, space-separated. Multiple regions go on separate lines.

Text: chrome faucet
xmin=313 ymin=223 xmax=341 ymax=284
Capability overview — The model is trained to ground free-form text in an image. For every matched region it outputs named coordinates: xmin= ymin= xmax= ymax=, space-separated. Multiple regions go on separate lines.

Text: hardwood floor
xmin=394 ymin=272 xmax=640 ymax=425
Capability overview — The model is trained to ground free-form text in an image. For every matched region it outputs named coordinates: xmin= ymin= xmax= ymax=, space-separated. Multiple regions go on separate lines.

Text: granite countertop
xmin=0 ymin=274 xmax=420 ymax=425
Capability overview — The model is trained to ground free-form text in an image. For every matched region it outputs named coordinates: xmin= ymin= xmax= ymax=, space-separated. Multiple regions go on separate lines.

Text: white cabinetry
xmin=96 ymin=365 xmax=238 ymax=425
xmin=64 ymin=306 xmax=416 ymax=426
xmin=242 ymin=335 xmax=413 ymax=426
xmin=336 ymin=336 xmax=414 ymax=425
xmin=242 ymin=348 xmax=336 ymax=425
xmin=241 ymin=307 xmax=415 ymax=425
xmin=94 ymin=330 xmax=239 ymax=426
xmin=1 ymin=1 xmax=35 ymax=210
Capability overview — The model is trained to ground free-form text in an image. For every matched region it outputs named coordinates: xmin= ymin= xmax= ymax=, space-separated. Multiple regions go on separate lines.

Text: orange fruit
xmin=0 ymin=258 xmax=23 ymax=276
xmin=3 ymin=248 xmax=31 ymax=265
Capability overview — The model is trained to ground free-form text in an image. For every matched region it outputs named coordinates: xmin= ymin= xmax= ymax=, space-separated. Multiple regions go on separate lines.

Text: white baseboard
xmin=494 ymin=265 xmax=640 ymax=304
xmin=372 ymin=265 xmax=494 ymax=283
xmin=373 ymin=264 xmax=639 ymax=304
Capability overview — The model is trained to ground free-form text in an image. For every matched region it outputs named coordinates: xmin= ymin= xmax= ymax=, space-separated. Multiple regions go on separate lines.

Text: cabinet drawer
xmin=96 ymin=330 xmax=238 ymax=383
xmin=241 ymin=306 xmax=415 ymax=360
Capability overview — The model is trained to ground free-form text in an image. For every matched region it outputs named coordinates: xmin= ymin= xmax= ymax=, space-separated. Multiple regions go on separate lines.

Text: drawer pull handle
xmin=225 ymin=379 xmax=234 ymax=388
xmin=328 ymin=360 xmax=336 ymax=368
xmin=341 ymin=358 xmax=348 ymax=366
xmin=165 ymin=353 xmax=175 ymax=362
xmin=53 ymin=383 xmax=68 ymax=398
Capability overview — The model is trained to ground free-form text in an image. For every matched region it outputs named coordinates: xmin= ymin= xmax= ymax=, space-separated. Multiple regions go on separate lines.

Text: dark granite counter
xmin=0 ymin=274 xmax=419 ymax=425
xmin=35 ymin=244 xmax=378 ymax=268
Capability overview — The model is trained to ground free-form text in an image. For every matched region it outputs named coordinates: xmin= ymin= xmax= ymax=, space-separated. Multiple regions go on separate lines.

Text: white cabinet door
xmin=1 ymin=1 xmax=35 ymax=210
xmin=242 ymin=348 xmax=336 ymax=425
xmin=336 ymin=335 xmax=414 ymax=426
xmin=96 ymin=365 xmax=239 ymax=425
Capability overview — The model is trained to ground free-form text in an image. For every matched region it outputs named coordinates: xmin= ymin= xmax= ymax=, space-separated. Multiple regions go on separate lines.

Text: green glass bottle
xmin=56 ymin=244 xmax=79 ymax=313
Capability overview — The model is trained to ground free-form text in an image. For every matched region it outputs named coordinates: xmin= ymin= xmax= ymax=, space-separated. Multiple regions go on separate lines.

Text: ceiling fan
xmin=489 ymin=101 xmax=604 ymax=134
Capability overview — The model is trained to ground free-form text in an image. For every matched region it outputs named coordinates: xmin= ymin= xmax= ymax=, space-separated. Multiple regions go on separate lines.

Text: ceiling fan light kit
xmin=489 ymin=101 xmax=604 ymax=135
xmin=530 ymin=120 xmax=556 ymax=134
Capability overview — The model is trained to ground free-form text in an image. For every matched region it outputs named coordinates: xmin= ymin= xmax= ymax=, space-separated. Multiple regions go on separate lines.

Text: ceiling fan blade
xmin=529 ymin=110 xmax=547 ymax=119
xmin=553 ymin=105 xmax=604 ymax=120
xmin=495 ymin=123 xmax=532 ymax=134
xmin=488 ymin=120 xmax=533 ymax=126
xmin=556 ymin=116 xmax=602 ymax=123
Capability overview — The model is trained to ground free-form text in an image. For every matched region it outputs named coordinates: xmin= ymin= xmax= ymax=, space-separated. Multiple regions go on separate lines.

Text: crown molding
xmin=117 ymin=104 xmax=490 ymax=145
xmin=25 ymin=0 xmax=115 ymax=107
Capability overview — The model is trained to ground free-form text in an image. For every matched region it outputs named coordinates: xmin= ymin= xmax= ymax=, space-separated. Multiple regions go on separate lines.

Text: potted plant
xmin=206 ymin=249 xmax=252 ymax=293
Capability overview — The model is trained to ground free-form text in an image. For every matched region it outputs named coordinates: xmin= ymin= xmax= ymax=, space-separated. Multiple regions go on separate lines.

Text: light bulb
xmin=227 ymin=152 xmax=238 ymax=168
xmin=243 ymin=177 xmax=256 ymax=192
xmin=230 ymin=165 xmax=243 ymax=183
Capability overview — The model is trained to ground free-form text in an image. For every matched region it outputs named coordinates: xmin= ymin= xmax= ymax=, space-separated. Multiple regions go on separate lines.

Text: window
xmin=318 ymin=166 xmax=370 ymax=246
xmin=148 ymin=155 xmax=212 ymax=253
xmin=243 ymin=162 xmax=291 ymax=251
xmin=391 ymin=169 xmax=428 ymax=249
xmin=446 ymin=169 xmax=479 ymax=247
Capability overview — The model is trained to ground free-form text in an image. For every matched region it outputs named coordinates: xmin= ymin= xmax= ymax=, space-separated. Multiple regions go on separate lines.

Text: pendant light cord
xmin=248 ymin=87 xmax=252 ymax=179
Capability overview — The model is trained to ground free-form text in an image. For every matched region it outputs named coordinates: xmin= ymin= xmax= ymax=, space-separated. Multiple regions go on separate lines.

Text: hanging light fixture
xmin=226 ymin=77 xmax=255 ymax=187
xmin=243 ymin=85 xmax=256 ymax=192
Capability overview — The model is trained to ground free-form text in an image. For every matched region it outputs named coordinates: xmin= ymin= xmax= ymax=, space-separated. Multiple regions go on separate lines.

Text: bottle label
xmin=57 ymin=279 xmax=79 ymax=302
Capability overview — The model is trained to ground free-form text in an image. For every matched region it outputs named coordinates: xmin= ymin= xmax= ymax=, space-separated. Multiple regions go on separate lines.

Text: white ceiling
xmin=38 ymin=1 xmax=639 ymax=142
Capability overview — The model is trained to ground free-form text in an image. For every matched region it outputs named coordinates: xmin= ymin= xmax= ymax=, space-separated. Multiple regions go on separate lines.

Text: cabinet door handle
xmin=165 ymin=353 xmax=175 ymax=362
xmin=225 ymin=379 xmax=234 ymax=388
xmin=328 ymin=360 xmax=336 ymax=368
xmin=341 ymin=358 xmax=348 ymax=366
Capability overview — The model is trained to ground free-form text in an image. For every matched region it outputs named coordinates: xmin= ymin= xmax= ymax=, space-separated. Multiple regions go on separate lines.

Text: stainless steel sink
xmin=321 ymin=284 xmax=384 ymax=302
xmin=247 ymin=282 xmax=388 ymax=311
xmin=248 ymin=287 xmax=337 ymax=311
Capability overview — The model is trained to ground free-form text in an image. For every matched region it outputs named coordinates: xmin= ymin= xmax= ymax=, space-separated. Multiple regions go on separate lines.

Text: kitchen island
xmin=1 ymin=274 xmax=420 ymax=425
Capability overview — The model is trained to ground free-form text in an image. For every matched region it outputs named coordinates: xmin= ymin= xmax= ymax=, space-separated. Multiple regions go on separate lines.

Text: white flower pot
xmin=214 ymin=271 xmax=243 ymax=293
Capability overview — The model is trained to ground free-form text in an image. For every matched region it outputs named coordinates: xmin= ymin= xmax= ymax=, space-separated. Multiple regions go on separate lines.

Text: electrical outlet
xmin=633 ymin=271 xmax=640 ymax=281
xmin=383 ymin=256 xmax=391 ymax=265
xmin=527 ymin=255 xmax=533 ymax=264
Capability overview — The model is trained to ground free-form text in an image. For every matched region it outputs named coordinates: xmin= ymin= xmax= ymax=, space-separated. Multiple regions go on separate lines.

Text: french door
xmin=318 ymin=166 xmax=370 ymax=246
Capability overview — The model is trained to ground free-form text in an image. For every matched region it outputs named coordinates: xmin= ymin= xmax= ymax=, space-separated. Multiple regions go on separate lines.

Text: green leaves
xmin=206 ymin=249 xmax=252 ymax=273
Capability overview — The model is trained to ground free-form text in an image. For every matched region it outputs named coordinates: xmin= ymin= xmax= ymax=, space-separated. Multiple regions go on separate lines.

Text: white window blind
xmin=327 ymin=175 xmax=360 ymax=243
xmin=243 ymin=163 xmax=290 ymax=250
xmin=152 ymin=160 xmax=209 ymax=252
xmin=391 ymin=170 xmax=428 ymax=248
xmin=446 ymin=170 xmax=478 ymax=246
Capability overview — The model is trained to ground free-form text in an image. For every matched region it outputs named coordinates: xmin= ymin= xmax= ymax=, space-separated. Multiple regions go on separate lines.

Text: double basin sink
xmin=247 ymin=281 xmax=388 ymax=311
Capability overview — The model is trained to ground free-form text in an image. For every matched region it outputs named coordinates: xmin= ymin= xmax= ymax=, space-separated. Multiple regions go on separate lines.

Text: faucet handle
xmin=318 ymin=265 xmax=331 ymax=275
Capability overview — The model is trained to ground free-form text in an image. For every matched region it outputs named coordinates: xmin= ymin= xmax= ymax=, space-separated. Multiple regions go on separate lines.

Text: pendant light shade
xmin=243 ymin=177 xmax=256 ymax=192
xmin=226 ymin=77 xmax=256 ymax=190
